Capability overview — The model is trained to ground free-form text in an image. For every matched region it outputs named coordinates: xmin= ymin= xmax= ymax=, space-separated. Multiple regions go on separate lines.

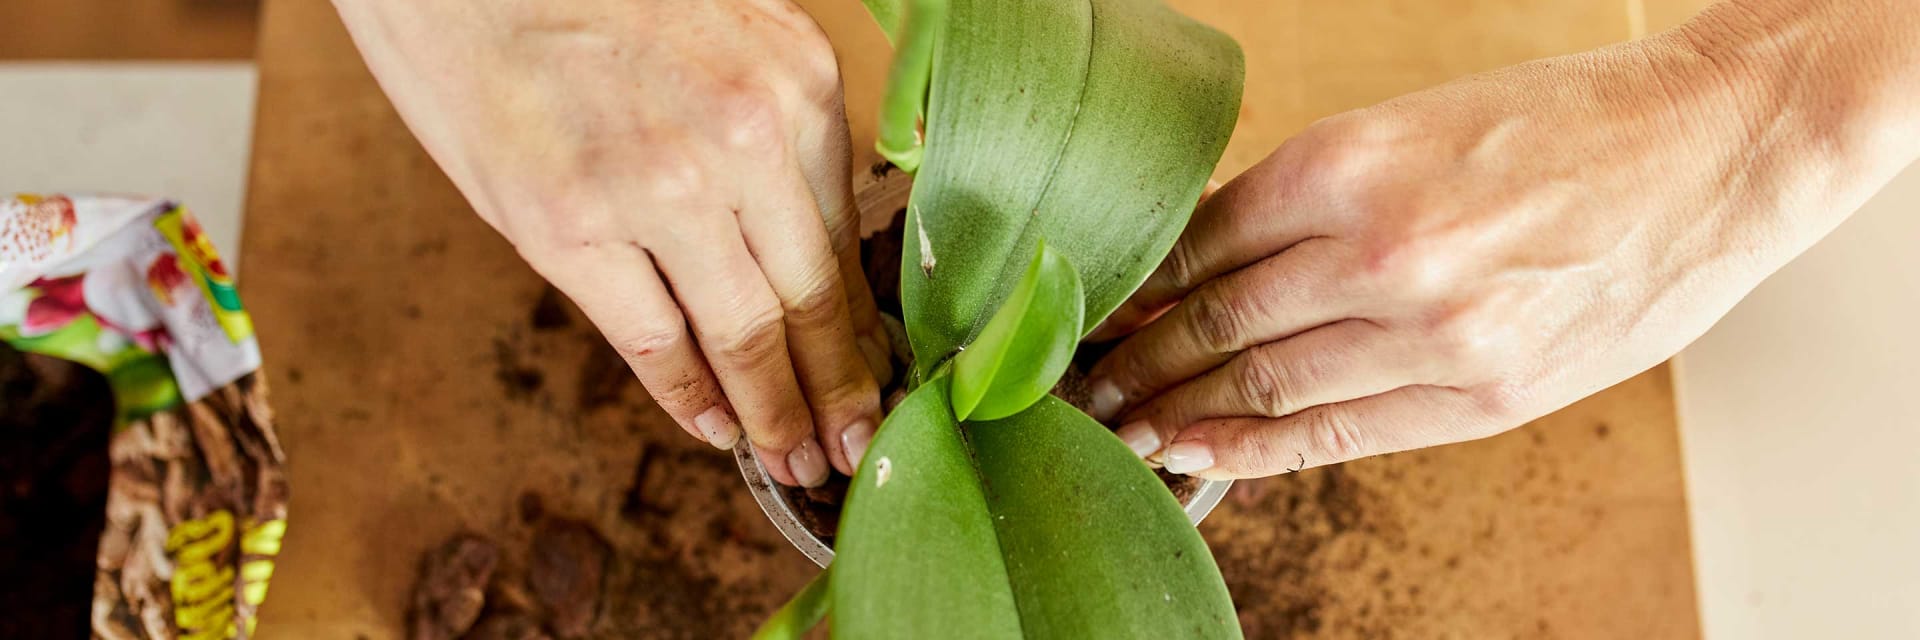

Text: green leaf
xmin=873 ymin=0 xmax=945 ymax=172
xmin=970 ymin=397 xmax=1241 ymax=638
xmin=951 ymin=239 xmax=1083 ymax=422
xmin=832 ymin=386 xmax=1242 ymax=638
xmin=858 ymin=0 xmax=906 ymax=43
xmin=753 ymin=568 xmax=832 ymax=640
xmin=832 ymin=378 xmax=1024 ymax=639
xmin=899 ymin=0 xmax=1244 ymax=370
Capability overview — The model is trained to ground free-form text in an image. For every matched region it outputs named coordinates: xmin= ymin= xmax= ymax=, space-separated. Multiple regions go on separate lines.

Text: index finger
xmin=1091 ymin=159 xmax=1325 ymax=342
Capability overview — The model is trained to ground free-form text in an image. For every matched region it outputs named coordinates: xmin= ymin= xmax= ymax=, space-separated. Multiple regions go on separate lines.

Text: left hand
xmin=1081 ymin=12 xmax=1896 ymax=479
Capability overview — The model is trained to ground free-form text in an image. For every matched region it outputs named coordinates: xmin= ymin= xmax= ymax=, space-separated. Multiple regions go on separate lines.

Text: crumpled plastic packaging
xmin=2 ymin=194 xmax=286 ymax=640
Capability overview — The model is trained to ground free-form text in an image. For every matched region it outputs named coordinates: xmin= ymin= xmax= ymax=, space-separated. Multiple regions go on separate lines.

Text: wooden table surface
xmin=242 ymin=0 xmax=1703 ymax=637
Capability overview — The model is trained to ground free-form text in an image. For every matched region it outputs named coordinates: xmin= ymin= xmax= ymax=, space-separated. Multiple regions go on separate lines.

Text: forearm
xmin=1666 ymin=0 xmax=1920 ymax=265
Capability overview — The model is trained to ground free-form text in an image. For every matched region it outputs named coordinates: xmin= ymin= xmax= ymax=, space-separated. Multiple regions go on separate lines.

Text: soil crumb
xmin=493 ymin=337 xmax=546 ymax=399
xmin=408 ymin=534 xmax=500 ymax=640
xmin=529 ymin=519 xmax=610 ymax=639
xmin=530 ymin=286 xmax=574 ymax=331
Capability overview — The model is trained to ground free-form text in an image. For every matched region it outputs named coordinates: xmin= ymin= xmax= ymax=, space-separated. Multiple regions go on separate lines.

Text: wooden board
xmin=242 ymin=0 xmax=1700 ymax=637
xmin=0 ymin=0 xmax=257 ymax=60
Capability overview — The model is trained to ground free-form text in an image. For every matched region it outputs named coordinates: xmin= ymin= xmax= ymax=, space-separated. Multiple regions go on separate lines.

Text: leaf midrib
xmin=948 ymin=0 xmax=1101 ymax=359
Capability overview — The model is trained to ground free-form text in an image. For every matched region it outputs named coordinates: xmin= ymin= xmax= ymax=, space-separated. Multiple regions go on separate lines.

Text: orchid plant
xmin=757 ymin=0 xmax=1245 ymax=636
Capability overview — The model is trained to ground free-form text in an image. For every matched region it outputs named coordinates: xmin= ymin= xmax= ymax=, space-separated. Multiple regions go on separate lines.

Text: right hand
xmin=332 ymin=0 xmax=888 ymax=487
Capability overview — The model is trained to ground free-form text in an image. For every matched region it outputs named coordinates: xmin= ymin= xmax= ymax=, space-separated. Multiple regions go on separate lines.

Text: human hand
xmin=1084 ymin=1 xmax=1920 ymax=479
xmin=332 ymin=0 xmax=888 ymax=486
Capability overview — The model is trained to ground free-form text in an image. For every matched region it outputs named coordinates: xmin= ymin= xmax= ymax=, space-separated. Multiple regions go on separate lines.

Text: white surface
xmin=1677 ymin=161 xmax=1920 ymax=639
xmin=0 ymin=62 xmax=256 ymax=266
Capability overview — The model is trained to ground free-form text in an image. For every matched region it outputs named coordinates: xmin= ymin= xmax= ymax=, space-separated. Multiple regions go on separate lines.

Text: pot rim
xmin=736 ymin=443 xmax=1233 ymax=569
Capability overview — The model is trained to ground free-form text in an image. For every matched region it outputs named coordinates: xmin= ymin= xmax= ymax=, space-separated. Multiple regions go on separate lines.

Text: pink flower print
xmin=22 ymin=274 xmax=86 ymax=336
xmin=1 ymin=195 xmax=78 ymax=264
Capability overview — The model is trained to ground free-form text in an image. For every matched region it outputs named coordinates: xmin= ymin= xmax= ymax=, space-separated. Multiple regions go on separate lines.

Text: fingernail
xmin=1163 ymin=441 xmax=1215 ymax=475
xmin=1116 ymin=421 xmax=1162 ymax=459
xmin=788 ymin=439 xmax=829 ymax=488
xmin=1088 ymin=378 xmax=1124 ymax=422
xmin=1144 ymin=447 xmax=1166 ymax=469
xmin=695 ymin=407 xmax=740 ymax=450
xmin=841 ymin=419 xmax=876 ymax=469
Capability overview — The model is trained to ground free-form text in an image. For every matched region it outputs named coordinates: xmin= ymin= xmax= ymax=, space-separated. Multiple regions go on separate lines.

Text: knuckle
xmin=760 ymin=7 xmax=842 ymax=102
xmin=1359 ymin=231 xmax=1450 ymax=297
xmin=634 ymin=155 xmax=708 ymax=203
xmin=614 ymin=323 xmax=685 ymax=361
xmin=782 ymin=276 xmax=845 ymax=327
xmin=1422 ymin=298 xmax=1495 ymax=365
xmin=1186 ymin=290 xmax=1247 ymax=353
xmin=1305 ymin=407 xmax=1369 ymax=462
xmin=709 ymin=82 xmax=789 ymax=151
xmin=1239 ymin=351 xmax=1293 ymax=418
xmin=1161 ymin=240 xmax=1201 ymax=291
xmin=816 ymin=376 xmax=880 ymax=422
xmin=1469 ymin=378 xmax=1531 ymax=422
xmin=752 ymin=415 xmax=815 ymax=451
xmin=792 ymin=41 xmax=844 ymax=103
xmin=508 ymin=209 xmax=623 ymax=262
xmin=1293 ymin=118 xmax=1380 ymax=184
xmin=714 ymin=305 xmax=787 ymax=362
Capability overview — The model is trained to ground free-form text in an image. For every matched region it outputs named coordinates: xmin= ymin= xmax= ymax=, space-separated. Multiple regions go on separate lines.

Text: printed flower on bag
xmin=147 ymin=253 xmax=190 ymax=306
xmin=1 ymin=194 xmax=79 ymax=264
xmin=22 ymin=275 xmax=86 ymax=336
xmin=19 ymin=272 xmax=172 ymax=353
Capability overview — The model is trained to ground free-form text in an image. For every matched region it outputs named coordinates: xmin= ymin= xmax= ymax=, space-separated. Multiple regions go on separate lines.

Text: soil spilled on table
xmin=1202 ymin=466 xmax=1408 ymax=638
xmin=406 ymin=184 xmax=1247 ymax=639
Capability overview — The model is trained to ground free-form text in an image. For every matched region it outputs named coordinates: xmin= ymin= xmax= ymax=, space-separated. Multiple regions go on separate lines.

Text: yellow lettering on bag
xmin=167 ymin=510 xmax=240 ymax=639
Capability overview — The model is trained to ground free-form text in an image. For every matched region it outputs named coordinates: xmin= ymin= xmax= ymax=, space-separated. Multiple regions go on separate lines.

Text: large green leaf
xmin=858 ymin=0 xmax=905 ymax=43
xmin=970 ymin=397 xmax=1241 ymax=638
xmin=900 ymin=0 xmax=1244 ymax=370
xmin=752 ymin=568 xmax=832 ymax=640
xmin=833 ymin=384 xmax=1240 ymax=638
xmin=832 ymin=378 xmax=1024 ymax=639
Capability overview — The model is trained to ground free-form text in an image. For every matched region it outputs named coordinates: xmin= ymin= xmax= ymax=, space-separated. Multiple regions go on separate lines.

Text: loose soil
xmin=404 ymin=194 xmax=1226 ymax=640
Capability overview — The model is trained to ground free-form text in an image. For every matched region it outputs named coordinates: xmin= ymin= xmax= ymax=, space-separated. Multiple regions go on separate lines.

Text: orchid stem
xmin=875 ymin=0 xmax=945 ymax=174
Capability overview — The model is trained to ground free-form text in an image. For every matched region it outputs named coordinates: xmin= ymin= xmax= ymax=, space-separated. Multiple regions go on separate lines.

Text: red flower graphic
xmin=147 ymin=253 xmax=190 ymax=306
xmin=178 ymin=216 xmax=229 ymax=279
xmin=22 ymin=275 xmax=86 ymax=336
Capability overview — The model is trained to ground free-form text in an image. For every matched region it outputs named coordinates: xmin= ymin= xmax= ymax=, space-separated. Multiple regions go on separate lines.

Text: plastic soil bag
xmin=1 ymin=194 xmax=286 ymax=640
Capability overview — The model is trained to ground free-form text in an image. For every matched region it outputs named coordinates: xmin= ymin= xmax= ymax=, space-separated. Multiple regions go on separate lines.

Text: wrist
xmin=1652 ymin=0 xmax=1920 ymax=260
xmin=1680 ymin=0 xmax=1920 ymax=141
